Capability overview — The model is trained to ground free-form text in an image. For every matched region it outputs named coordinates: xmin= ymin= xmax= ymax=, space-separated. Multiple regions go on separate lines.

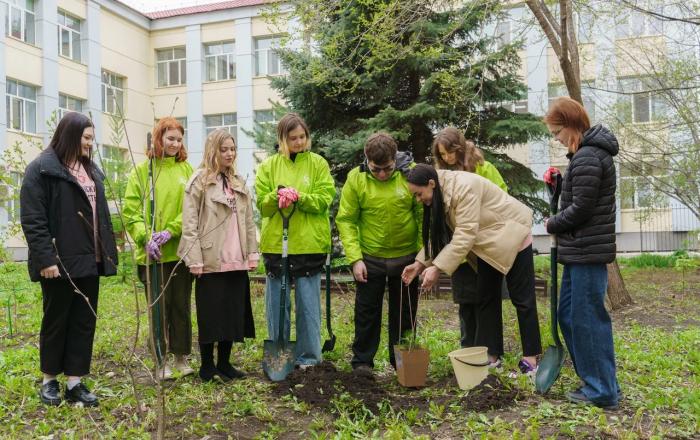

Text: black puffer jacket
xmin=546 ymin=124 xmax=618 ymax=264
xmin=20 ymin=148 xmax=119 ymax=282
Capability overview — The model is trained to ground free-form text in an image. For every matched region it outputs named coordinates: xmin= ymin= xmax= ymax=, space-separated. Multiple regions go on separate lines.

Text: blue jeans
xmin=265 ymin=273 xmax=322 ymax=366
xmin=559 ymin=264 xmax=620 ymax=406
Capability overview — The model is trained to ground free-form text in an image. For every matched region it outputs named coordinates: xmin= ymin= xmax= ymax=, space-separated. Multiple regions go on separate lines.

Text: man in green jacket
xmin=336 ymin=132 xmax=422 ymax=372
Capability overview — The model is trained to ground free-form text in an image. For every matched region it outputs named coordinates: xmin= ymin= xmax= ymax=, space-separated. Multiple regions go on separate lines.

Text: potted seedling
xmin=393 ymin=287 xmax=429 ymax=387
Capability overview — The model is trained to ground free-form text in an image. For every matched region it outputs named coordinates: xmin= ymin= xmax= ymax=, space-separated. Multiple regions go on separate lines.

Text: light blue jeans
xmin=265 ymin=273 xmax=322 ymax=366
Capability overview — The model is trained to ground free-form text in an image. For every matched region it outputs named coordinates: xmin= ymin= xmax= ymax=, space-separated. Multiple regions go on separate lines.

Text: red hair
xmin=149 ymin=117 xmax=188 ymax=161
xmin=544 ymin=96 xmax=591 ymax=153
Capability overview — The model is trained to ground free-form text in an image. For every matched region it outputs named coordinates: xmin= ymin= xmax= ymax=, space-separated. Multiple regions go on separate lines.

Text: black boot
xmin=216 ymin=340 xmax=245 ymax=379
xmin=199 ymin=343 xmax=218 ymax=382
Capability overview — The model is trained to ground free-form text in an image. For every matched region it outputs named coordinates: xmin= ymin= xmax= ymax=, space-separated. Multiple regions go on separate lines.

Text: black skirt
xmin=195 ymin=270 xmax=255 ymax=344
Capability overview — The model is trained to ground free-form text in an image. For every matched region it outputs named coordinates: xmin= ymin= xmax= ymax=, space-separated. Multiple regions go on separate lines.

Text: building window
xmin=156 ymin=47 xmax=187 ymax=87
xmin=58 ymin=94 xmax=84 ymax=120
xmin=205 ymin=113 xmax=237 ymax=140
xmin=615 ymin=6 xmax=664 ymax=39
xmin=620 ymin=162 xmax=668 ymax=209
xmin=618 ymin=77 xmax=665 ymax=123
xmin=6 ymin=78 xmax=36 ymax=133
xmin=101 ymin=70 xmax=125 ymax=115
xmin=577 ymin=10 xmax=594 ymax=43
xmin=254 ymin=109 xmax=281 ymax=126
xmin=254 ymin=36 xmax=285 ymax=76
xmin=173 ymin=117 xmax=188 ymax=139
xmin=2 ymin=0 xmax=35 ymax=44
xmin=57 ymin=10 xmax=81 ymax=62
xmin=548 ymin=83 xmax=596 ymax=122
xmin=204 ymin=41 xmax=235 ymax=82
xmin=99 ymin=145 xmax=126 ymax=183
xmin=2 ymin=172 xmax=22 ymax=223
xmin=495 ymin=20 xmax=510 ymax=49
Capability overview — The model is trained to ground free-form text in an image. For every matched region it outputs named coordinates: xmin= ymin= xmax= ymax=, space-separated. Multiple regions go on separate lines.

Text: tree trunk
xmin=605 ymin=260 xmax=632 ymax=311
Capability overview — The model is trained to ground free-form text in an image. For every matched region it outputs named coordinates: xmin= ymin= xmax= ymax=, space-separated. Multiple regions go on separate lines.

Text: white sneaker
xmin=156 ymin=363 xmax=174 ymax=381
xmin=174 ymin=355 xmax=194 ymax=376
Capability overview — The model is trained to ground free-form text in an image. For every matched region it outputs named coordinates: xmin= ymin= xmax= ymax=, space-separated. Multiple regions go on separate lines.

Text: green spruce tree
xmin=267 ymin=0 xmax=548 ymax=213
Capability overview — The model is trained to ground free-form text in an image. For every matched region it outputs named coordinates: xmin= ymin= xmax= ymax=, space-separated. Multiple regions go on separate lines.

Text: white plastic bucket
xmin=448 ymin=346 xmax=489 ymax=390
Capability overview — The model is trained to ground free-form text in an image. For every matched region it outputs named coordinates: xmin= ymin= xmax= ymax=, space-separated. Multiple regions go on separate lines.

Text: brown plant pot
xmin=394 ymin=345 xmax=430 ymax=387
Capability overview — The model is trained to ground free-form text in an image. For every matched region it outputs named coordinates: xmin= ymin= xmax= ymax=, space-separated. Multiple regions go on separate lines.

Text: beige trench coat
xmin=177 ymin=170 xmax=258 ymax=272
xmin=417 ymin=170 xmax=533 ymax=275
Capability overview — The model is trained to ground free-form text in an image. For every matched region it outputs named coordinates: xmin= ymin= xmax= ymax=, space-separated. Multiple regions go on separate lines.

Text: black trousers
xmin=351 ymin=254 xmax=419 ymax=369
xmin=138 ymin=261 xmax=193 ymax=355
xmin=475 ymin=245 xmax=542 ymax=357
xmin=39 ymin=276 xmax=100 ymax=376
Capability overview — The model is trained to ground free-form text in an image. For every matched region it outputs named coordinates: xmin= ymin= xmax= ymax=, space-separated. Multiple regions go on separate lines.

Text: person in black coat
xmin=20 ymin=112 xmax=118 ymax=407
xmin=544 ymin=97 xmax=620 ymax=410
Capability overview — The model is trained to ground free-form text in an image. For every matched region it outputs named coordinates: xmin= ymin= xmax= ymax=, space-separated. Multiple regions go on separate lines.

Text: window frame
xmin=617 ymin=77 xmax=665 ymax=124
xmin=619 ymin=162 xmax=669 ymax=210
xmin=6 ymin=78 xmax=37 ymax=133
xmin=156 ymin=47 xmax=187 ymax=88
xmin=57 ymin=9 xmax=81 ymax=62
xmin=101 ymin=70 xmax=125 ymax=115
xmin=204 ymin=113 xmax=237 ymax=141
xmin=254 ymin=36 xmax=286 ymax=77
xmin=204 ymin=41 xmax=236 ymax=82
xmin=58 ymin=93 xmax=84 ymax=120
xmin=2 ymin=0 xmax=35 ymax=44
xmin=3 ymin=171 xmax=22 ymax=223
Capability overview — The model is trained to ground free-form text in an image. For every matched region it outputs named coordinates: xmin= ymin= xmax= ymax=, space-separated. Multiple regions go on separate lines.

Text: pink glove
xmin=543 ymin=167 xmax=561 ymax=185
xmin=151 ymin=230 xmax=172 ymax=246
xmin=277 ymin=187 xmax=299 ymax=209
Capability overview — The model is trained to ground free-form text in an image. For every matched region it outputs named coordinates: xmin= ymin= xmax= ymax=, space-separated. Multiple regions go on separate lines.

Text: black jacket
xmin=546 ymin=124 xmax=618 ymax=264
xmin=20 ymin=148 xmax=118 ymax=282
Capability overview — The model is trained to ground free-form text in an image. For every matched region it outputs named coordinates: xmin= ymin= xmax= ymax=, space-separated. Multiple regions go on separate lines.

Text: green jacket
xmin=475 ymin=160 xmax=508 ymax=192
xmin=255 ymin=151 xmax=335 ymax=254
xmin=123 ymin=157 xmax=193 ymax=264
xmin=336 ymin=153 xmax=422 ymax=264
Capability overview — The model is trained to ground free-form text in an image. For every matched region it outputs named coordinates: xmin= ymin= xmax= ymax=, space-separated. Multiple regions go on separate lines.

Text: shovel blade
xmin=322 ymin=335 xmax=336 ymax=353
xmin=262 ymin=339 xmax=296 ymax=382
xmin=535 ymin=344 xmax=566 ymax=394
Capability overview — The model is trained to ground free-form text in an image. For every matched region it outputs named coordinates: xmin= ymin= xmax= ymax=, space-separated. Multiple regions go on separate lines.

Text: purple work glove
xmin=151 ymin=230 xmax=172 ymax=246
xmin=146 ymin=239 xmax=161 ymax=261
xmin=146 ymin=231 xmax=170 ymax=261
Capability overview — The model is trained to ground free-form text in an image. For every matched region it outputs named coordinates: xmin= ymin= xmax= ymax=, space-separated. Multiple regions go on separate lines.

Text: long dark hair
xmin=50 ymin=112 xmax=94 ymax=175
xmin=406 ymin=164 xmax=452 ymax=260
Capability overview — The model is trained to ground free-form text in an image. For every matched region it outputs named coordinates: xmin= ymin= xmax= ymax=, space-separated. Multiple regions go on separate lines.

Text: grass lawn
xmin=0 ymin=257 xmax=698 ymax=439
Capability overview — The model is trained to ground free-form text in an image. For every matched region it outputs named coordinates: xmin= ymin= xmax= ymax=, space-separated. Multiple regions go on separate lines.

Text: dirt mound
xmin=273 ymin=362 xmax=387 ymax=411
xmin=457 ymin=375 xmax=521 ymax=412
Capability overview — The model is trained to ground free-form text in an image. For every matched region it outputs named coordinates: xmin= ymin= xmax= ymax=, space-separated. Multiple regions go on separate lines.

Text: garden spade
xmin=536 ymin=169 xmax=565 ymax=394
xmin=263 ymin=205 xmax=296 ymax=381
xmin=322 ymin=219 xmax=336 ymax=353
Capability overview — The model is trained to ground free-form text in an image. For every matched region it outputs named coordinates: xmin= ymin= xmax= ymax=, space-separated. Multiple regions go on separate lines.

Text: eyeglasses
xmin=369 ymin=163 xmax=395 ymax=174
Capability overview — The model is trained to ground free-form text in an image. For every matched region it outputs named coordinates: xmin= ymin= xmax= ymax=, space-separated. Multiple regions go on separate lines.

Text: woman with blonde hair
xmin=123 ymin=117 xmax=194 ymax=379
xmin=544 ymin=97 xmax=620 ymax=409
xmin=178 ymin=129 xmax=258 ymax=382
xmin=255 ymin=113 xmax=335 ymax=369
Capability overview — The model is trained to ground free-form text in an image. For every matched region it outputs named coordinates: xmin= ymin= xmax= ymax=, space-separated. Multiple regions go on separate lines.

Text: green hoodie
xmin=255 ymin=151 xmax=336 ymax=254
xmin=475 ymin=160 xmax=508 ymax=192
xmin=123 ymin=157 xmax=193 ymax=264
xmin=336 ymin=152 xmax=423 ymax=264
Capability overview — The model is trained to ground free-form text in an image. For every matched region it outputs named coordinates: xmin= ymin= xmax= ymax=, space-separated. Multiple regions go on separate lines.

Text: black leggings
xmin=475 ymin=245 xmax=542 ymax=357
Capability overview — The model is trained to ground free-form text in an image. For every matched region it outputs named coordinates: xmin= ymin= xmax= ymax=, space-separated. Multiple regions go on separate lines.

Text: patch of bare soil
xmin=274 ymin=362 xmax=520 ymax=416
xmin=273 ymin=361 xmax=387 ymax=412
